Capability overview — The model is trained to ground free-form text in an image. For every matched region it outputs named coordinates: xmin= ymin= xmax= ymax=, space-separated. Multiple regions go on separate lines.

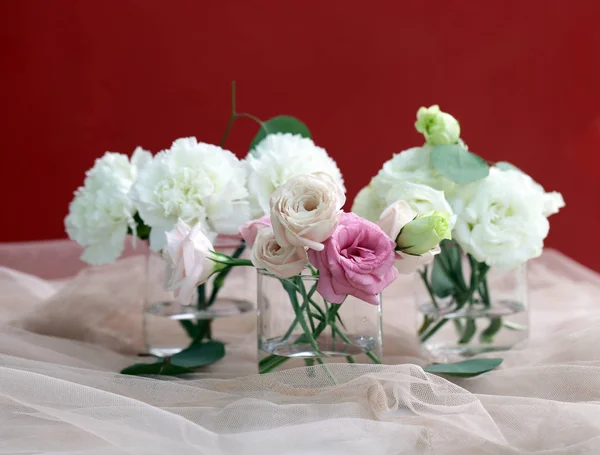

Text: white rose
xmin=131 ymin=137 xmax=250 ymax=250
xmin=65 ymin=148 xmax=151 ymax=265
xmin=414 ymin=105 xmax=461 ymax=145
xmin=270 ymin=173 xmax=345 ymax=251
xmin=451 ymin=167 xmax=556 ymax=268
xmin=245 ymin=133 xmax=345 ymax=218
xmin=384 ymin=181 xmax=456 ymax=229
xmin=351 ymin=185 xmax=388 ymax=222
xmin=163 ymin=219 xmax=220 ymax=304
xmin=251 ymin=228 xmax=308 ymax=278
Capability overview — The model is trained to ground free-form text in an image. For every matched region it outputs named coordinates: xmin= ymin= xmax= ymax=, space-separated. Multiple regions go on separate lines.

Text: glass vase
xmin=257 ymin=269 xmax=383 ymax=374
xmin=143 ymin=235 xmax=253 ymax=357
xmin=415 ymin=241 xmax=529 ymax=363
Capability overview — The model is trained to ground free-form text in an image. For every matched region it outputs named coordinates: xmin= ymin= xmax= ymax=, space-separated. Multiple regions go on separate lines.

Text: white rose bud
xmin=397 ymin=211 xmax=452 ymax=255
xmin=376 ymin=200 xmax=442 ymax=275
xmin=163 ymin=219 xmax=222 ymax=304
xmin=377 ymin=200 xmax=417 ymax=241
xmin=270 ymin=172 xmax=346 ymax=251
xmin=415 ymin=105 xmax=460 ymax=145
xmin=251 ymin=228 xmax=309 ymax=278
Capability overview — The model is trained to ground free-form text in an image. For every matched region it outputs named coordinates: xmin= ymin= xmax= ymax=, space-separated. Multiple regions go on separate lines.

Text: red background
xmin=1 ymin=1 xmax=599 ymax=270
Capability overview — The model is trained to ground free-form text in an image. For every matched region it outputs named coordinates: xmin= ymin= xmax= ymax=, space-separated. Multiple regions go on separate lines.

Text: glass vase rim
xmin=257 ymin=267 xmax=319 ymax=281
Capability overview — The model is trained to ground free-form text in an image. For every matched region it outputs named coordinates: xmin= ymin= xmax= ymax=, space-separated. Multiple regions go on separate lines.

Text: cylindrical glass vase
xmin=144 ymin=235 xmax=253 ymax=357
xmin=416 ymin=251 xmax=529 ymax=363
xmin=257 ymin=269 xmax=383 ymax=374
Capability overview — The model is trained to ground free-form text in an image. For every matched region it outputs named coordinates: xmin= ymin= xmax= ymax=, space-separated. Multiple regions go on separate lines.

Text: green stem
xmin=236 ymin=112 xmax=264 ymax=127
xmin=207 ymin=243 xmax=247 ymax=307
xmin=280 ymin=279 xmax=324 ymax=357
xmin=219 ymin=81 xmax=237 ymax=147
xmin=419 ymin=266 xmax=439 ymax=310
xmin=420 ymin=318 xmax=450 ymax=343
xmin=260 ymin=355 xmax=290 ymax=374
xmin=197 ymin=283 xmax=206 ymax=309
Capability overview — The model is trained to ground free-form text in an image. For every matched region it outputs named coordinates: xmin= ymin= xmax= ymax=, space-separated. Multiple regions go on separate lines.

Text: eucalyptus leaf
xmin=424 ymin=358 xmax=503 ymax=377
xmin=249 ymin=115 xmax=311 ymax=153
xmin=170 ymin=341 xmax=225 ymax=368
xmin=495 ymin=161 xmax=522 ymax=172
xmin=430 ymin=144 xmax=489 ymax=184
xmin=431 ymin=255 xmax=455 ymax=298
xmin=434 ymin=240 xmax=466 ymax=293
xmin=120 ymin=362 xmax=193 ymax=376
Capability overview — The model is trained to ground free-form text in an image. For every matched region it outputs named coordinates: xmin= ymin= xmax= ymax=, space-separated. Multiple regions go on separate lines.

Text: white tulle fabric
xmin=1 ymin=240 xmax=600 ymax=454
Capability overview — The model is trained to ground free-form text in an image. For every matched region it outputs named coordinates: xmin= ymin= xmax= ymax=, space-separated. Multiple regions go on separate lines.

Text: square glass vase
xmin=416 ymin=251 xmax=529 ymax=363
xmin=257 ymin=268 xmax=383 ymax=374
xmin=143 ymin=235 xmax=253 ymax=357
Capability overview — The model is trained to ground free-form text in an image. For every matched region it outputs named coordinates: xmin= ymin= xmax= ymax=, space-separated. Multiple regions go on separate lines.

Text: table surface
xmin=1 ymin=240 xmax=599 ymax=454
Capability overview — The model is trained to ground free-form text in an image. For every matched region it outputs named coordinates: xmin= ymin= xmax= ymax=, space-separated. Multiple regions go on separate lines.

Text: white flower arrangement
xmin=64 ymin=148 xmax=152 ymax=265
xmin=353 ymin=104 xmax=565 ymax=354
xmin=353 ymin=107 xmax=564 ymax=269
xmin=131 ymin=137 xmax=250 ymax=251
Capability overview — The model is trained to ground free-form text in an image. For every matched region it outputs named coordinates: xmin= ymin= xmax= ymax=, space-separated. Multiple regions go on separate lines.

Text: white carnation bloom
xmin=371 ymin=146 xmax=455 ymax=206
xmin=451 ymin=167 xmax=562 ymax=268
xmin=65 ymin=148 xmax=152 ymax=265
xmin=351 ymin=185 xmax=388 ymax=222
xmin=131 ymin=137 xmax=250 ymax=251
xmin=246 ymin=133 xmax=345 ymax=217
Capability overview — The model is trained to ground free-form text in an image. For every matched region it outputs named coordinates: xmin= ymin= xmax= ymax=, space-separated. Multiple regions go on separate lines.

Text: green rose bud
xmin=396 ymin=211 xmax=452 ymax=255
xmin=414 ymin=105 xmax=461 ymax=145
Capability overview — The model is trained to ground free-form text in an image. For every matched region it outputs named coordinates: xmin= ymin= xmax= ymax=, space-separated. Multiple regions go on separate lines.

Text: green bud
xmin=414 ymin=105 xmax=460 ymax=145
xmin=396 ymin=211 xmax=452 ymax=255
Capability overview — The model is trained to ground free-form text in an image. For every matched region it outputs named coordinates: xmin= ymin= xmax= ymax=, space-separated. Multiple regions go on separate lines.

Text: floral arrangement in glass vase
xmin=160 ymin=172 xmax=450 ymax=374
xmin=353 ymin=105 xmax=565 ymax=363
xmin=64 ymin=83 xmax=352 ymax=374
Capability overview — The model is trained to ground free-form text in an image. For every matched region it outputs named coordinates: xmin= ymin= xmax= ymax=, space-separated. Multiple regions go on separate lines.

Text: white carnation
xmin=371 ymin=146 xmax=455 ymax=205
xmin=246 ymin=133 xmax=345 ymax=217
xmin=131 ymin=137 xmax=250 ymax=250
xmin=65 ymin=148 xmax=152 ymax=265
xmin=451 ymin=167 xmax=562 ymax=268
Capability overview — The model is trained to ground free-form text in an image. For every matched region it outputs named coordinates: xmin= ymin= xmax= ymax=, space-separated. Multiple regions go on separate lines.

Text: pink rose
xmin=164 ymin=219 xmax=218 ymax=303
xmin=308 ymin=213 xmax=398 ymax=305
xmin=239 ymin=215 xmax=271 ymax=247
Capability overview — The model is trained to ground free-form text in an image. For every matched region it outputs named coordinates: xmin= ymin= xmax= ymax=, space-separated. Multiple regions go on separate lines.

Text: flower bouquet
xmin=162 ymin=171 xmax=449 ymax=374
xmin=353 ymin=105 xmax=565 ymax=362
xmin=65 ymin=83 xmax=355 ymax=374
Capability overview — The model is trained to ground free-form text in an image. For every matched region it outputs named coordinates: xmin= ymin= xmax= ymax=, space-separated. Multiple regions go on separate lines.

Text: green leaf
xmin=120 ymin=362 xmax=193 ymax=376
xmin=170 ymin=341 xmax=225 ymax=368
xmin=424 ymin=358 xmax=503 ymax=377
xmin=495 ymin=161 xmax=522 ymax=172
xmin=249 ymin=115 xmax=311 ymax=153
xmin=433 ymin=240 xmax=466 ymax=294
xmin=431 ymin=254 xmax=455 ymax=298
xmin=430 ymin=144 xmax=489 ymax=184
